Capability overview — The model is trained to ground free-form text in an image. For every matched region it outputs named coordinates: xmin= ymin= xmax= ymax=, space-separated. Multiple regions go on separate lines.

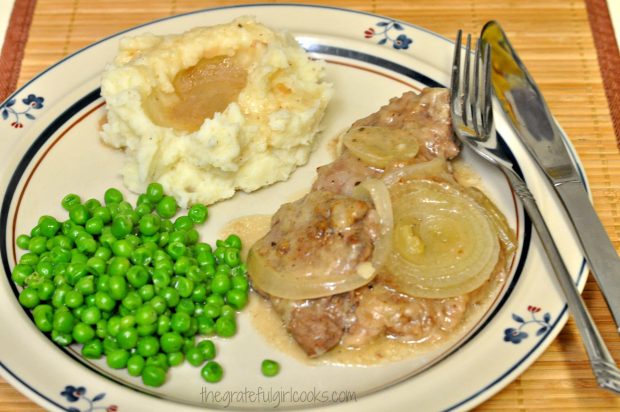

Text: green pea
xmin=135 ymin=203 xmax=152 ymax=218
xmin=51 ymin=285 xmax=70 ymax=308
xmin=107 ymin=256 xmax=130 ymax=277
xmin=157 ymin=315 xmax=170 ymax=335
xmin=73 ymin=322 xmax=95 ymax=344
xmin=122 ymin=291 xmax=143 ymax=311
xmin=127 ymin=354 xmax=145 ymax=377
xmin=102 ymin=336 xmax=119 ymax=354
xmin=226 ymin=289 xmax=248 ymax=310
xmin=173 ymin=276 xmax=194 ymax=298
xmin=65 ymin=262 xmax=88 ymax=285
xmin=211 ymin=274 xmax=231 ymax=295
xmin=156 ymin=196 xmax=177 ymax=219
xmin=106 ymin=349 xmax=130 ymax=369
xmin=16 ymin=234 xmax=31 ymax=250
xmin=135 ymin=305 xmax=157 ymax=325
xmin=160 ymin=287 xmax=180 ymax=308
xmin=19 ymin=253 xmax=38 ymax=266
xmin=137 ymin=323 xmax=157 ymax=337
xmin=76 ymin=236 xmax=97 ymax=254
xmin=173 ymin=256 xmax=192 ymax=275
xmin=81 ymin=306 xmax=101 ymax=325
xmin=196 ymin=316 xmax=215 ymax=336
xmin=188 ymin=204 xmax=209 ymax=225
xmin=69 ymin=205 xmax=90 ymax=225
xmin=197 ymin=340 xmax=216 ymax=360
xmin=130 ymin=247 xmax=152 ymax=267
xmin=104 ymin=188 xmax=124 ymax=205
xmin=139 ymin=214 xmax=161 ymax=236
xmin=52 ymin=329 xmax=73 ymax=346
xmin=176 ymin=298 xmax=195 ymax=315
xmin=220 ymin=305 xmax=235 ymax=319
xmin=205 ymin=294 xmax=225 ymax=308
xmin=185 ymin=347 xmax=204 ymax=367
xmin=192 ymin=284 xmax=208 ymax=303
xmin=261 ymin=359 xmax=280 ymax=377
xmin=185 ymin=266 xmax=203 ymax=284
xmin=108 ymin=276 xmax=128 ymax=300
xmin=96 ymin=319 xmax=108 ymax=339
xmin=95 ymin=291 xmax=115 ymax=312
xmin=226 ymin=234 xmax=243 ymax=250
xmin=166 ymin=242 xmax=186 ymax=261
xmin=18 ymin=287 xmax=40 ymax=309
xmin=92 ymin=206 xmax=112 ymax=224
xmin=224 ymin=248 xmax=241 ymax=267
xmin=138 ymin=284 xmax=155 ymax=302
xmin=85 ymin=216 xmax=104 ymax=235
xmin=152 ymin=268 xmax=171 ymax=290
xmin=75 ymin=275 xmax=95 ymax=295
xmin=82 ymin=339 xmax=103 ymax=359
xmin=170 ymin=312 xmax=191 ymax=333
xmin=11 ymin=264 xmax=32 ymax=286
xmin=83 ymin=198 xmax=102 ymax=214
xmin=119 ymin=315 xmax=136 ymax=330
xmin=137 ymin=336 xmax=160 ymax=357
xmin=111 ymin=215 xmax=133 ymax=239
xmin=38 ymin=216 xmax=60 ymax=238
xmin=61 ymin=194 xmax=81 ymax=211
xmin=117 ymin=328 xmax=139 ymax=350
xmin=64 ymin=290 xmax=84 ymax=308
xmin=142 ymin=365 xmax=167 ymax=387
xmin=37 ymin=280 xmax=55 ymax=301
xmin=94 ymin=246 xmax=112 ymax=261
xmin=111 ymin=239 xmax=134 ymax=258
xmin=169 ymin=231 xmax=186 ymax=246
xmin=149 ymin=296 xmax=167 ymax=315
xmin=167 ymin=352 xmax=184 ymax=367
xmin=146 ymin=182 xmax=164 ymax=203
xmin=201 ymin=361 xmax=223 ymax=383
xmin=29 ymin=236 xmax=48 ymax=255
xmin=160 ymin=332 xmax=183 ymax=353
xmin=215 ymin=316 xmax=236 ymax=338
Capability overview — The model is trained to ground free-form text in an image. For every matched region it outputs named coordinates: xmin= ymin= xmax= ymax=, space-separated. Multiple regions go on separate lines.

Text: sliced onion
xmin=383 ymin=180 xmax=500 ymax=298
xmin=463 ymin=186 xmax=517 ymax=256
xmin=343 ymin=126 xmax=420 ymax=168
xmin=247 ymin=248 xmax=376 ymax=300
xmin=382 ymin=157 xmax=454 ymax=186
xmin=351 ymin=179 xmax=393 ymax=268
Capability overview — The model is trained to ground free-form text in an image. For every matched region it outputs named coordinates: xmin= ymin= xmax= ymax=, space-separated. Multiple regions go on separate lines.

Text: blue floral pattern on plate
xmin=60 ymin=385 xmax=117 ymax=412
xmin=364 ymin=20 xmax=413 ymax=50
xmin=1 ymin=93 xmax=45 ymax=128
xmin=504 ymin=306 xmax=552 ymax=344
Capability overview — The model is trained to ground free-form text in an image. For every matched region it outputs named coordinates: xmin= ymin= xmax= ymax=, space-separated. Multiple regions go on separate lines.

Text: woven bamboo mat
xmin=2 ymin=0 xmax=620 ymax=410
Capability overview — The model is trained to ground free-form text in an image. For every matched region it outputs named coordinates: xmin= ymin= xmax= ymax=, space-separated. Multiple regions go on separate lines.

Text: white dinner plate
xmin=0 ymin=4 xmax=588 ymax=411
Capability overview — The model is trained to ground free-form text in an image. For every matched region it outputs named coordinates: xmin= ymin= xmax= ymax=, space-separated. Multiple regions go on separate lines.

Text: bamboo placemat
xmin=2 ymin=0 xmax=620 ymax=410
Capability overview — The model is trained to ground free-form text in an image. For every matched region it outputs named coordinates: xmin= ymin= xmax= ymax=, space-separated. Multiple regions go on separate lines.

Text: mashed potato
xmin=100 ymin=16 xmax=332 ymax=206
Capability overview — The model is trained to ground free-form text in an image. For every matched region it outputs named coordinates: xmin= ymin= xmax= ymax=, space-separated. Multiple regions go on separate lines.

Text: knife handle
xmin=503 ymin=167 xmax=620 ymax=393
xmin=554 ymin=180 xmax=620 ymax=331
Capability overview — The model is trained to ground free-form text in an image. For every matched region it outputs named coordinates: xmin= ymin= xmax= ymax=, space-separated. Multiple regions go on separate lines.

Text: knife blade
xmin=480 ymin=21 xmax=620 ymax=331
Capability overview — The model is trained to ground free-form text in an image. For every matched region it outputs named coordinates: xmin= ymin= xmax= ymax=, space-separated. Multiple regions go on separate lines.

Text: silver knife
xmin=480 ymin=21 xmax=620 ymax=331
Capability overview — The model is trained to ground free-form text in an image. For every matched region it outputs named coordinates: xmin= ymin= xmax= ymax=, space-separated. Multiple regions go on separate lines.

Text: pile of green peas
xmin=12 ymin=183 xmax=250 ymax=386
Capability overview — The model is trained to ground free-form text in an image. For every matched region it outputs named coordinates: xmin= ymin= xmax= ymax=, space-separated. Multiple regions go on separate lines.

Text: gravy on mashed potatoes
xmin=100 ymin=16 xmax=333 ymax=206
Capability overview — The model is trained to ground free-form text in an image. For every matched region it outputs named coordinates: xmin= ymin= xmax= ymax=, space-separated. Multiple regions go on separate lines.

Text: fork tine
xmin=472 ymin=38 xmax=481 ymax=136
xmin=450 ymin=30 xmax=462 ymax=113
xmin=481 ymin=42 xmax=493 ymax=137
xmin=462 ymin=34 xmax=472 ymax=125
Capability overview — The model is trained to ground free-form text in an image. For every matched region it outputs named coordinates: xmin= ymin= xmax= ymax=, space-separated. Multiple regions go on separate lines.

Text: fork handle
xmin=502 ymin=166 xmax=620 ymax=393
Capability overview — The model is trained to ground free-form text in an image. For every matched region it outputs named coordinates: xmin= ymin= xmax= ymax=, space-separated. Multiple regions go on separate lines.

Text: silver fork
xmin=450 ymin=30 xmax=620 ymax=394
